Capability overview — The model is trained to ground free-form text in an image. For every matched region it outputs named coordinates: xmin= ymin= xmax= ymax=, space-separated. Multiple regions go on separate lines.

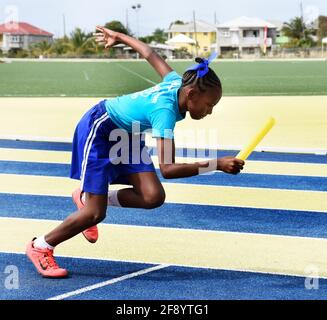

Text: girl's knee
xmin=83 ymin=193 xmax=108 ymax=224
xmin=83 ymin=206 xmax=107 ymax=224
xmin=143 ymin=189 xmax=166 ymax=210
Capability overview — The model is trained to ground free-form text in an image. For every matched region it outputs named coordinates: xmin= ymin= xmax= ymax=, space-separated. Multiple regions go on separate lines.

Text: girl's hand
xmin=94 ymin=26 xmax=119 ymax=49
xmin=217 ymin=157 xmax=245 ymax=175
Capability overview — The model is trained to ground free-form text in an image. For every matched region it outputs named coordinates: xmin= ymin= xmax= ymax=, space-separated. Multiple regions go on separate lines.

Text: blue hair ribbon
xmin=186 ymin=51 xmax=218 ymax=78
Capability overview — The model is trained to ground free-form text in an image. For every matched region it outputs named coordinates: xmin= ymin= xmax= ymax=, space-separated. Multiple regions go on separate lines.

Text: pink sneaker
xmin=72 ymin=188 xmax=99 ymax=244
xmin=26 ymin=239 xmax=68 ymax=278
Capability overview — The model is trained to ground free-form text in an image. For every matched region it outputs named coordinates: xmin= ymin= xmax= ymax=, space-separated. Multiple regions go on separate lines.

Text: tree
xmin=282 ymin=17 xmax=306 ymax=40
xmin=80 ymin=37 xmax=99 ymax=55
xmin=104 ymin=21 xmax=130 ymax=35
xmin=30 ymin=40 xmax=52 ymax=57
xmin=152 ymin=28 xmax=168 ymax=43
xmin=68 ymin=28 xmax=99 ymax=55
xmin=282 ymin=17 xmax=316 ymax=47
xmin=168 ymin=20 xmax=185 ymax=30
xmin=70 ymin=28 xmax=88 ymax=52
xmin=139 ymin=35 xmax=154 ymax=43
xmin=139 ymin=28 xmax=168 ymax=44
xmin=172 ymin=20 xmax=185 ymax=25
xmin=49 ymin=37 xmax=72 ymax=56
xmin=7 ymin=48 xmax=29 ymax=58
xmin=174 ymin=47 xmax=192 ymax=59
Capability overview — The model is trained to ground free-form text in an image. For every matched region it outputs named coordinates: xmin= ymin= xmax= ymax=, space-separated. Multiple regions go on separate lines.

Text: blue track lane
xmin=1 ymin=194 xmax=327 ymax=239
xmin=1 ymin=139 xmax=327 ymax=300
xmin=1 ymin=139 xmax=326 ymax=163
xmin=0 ymin=140 xmax=72 ymax=152
xmin=1 ymin=160 xmax=327 ymax=191
xmin=1 ymin=253 xmax=326 ymax=300
xmin=0 ymin=253 xmax=152 ymax=300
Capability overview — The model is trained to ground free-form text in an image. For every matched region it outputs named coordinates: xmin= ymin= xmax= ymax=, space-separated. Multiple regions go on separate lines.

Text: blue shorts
xmin=70 ymin=100 xmax=156 ymax=195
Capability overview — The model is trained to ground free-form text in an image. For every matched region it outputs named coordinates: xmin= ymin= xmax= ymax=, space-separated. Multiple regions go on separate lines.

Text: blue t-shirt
xmin=104 ymin=71 xmax=186 ymax=139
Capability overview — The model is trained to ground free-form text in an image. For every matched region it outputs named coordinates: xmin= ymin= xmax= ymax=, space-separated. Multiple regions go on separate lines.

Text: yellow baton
xmin=236 ymin=117 xmax=276 ymax=161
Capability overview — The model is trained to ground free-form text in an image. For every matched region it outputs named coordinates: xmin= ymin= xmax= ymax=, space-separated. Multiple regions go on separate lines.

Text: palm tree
xmin=80 ymin=37 xmax=99 ymax=55
xmin=49 ymin=37 xmax=73 ymax=56
xmin=152 ymin=28 xmax=168 ymax=44
xmin=282 ymin=17 xmax=315 ymax=47
xmin=70 ymin=28 xmax=87 ymax=54
xmin=282 ymin=17 xmax=305 ymax=40
xmin=30 ymin=40 xmax=52 ymax=57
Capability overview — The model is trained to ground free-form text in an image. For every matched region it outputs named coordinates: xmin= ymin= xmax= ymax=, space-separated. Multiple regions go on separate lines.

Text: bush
xmin=7 ymin=48 xmax=29 ymax=58
xmin=174 ymin=47 xmax=192 ymax=59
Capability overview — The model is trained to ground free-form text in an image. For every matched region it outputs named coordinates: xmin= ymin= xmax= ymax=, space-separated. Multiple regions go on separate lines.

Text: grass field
xmin=0 ymin=60 xmax=327 ymax=97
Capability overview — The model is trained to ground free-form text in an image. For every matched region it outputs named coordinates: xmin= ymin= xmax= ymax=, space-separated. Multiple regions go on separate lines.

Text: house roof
xmin=167 ymin=20 xmax=217 ymax=33
xmin=217 ymin=16 xmax=277 ymax=29
xmin=149 ymin=42 xmax=175 ymax=50
xmin=166 ymin=34 xmax=196 ymax=45
xmin=267 ymin=20 xmax=285 ymax=31
xmin=0 ymin=22 xmax=53 ymax=36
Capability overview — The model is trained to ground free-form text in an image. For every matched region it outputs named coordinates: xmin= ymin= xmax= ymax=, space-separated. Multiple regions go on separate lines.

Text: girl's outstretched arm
xmin=94 ymin=26 xmax=173 ymax=79
xmin=157 ymin=138 xmax=245 ymax=179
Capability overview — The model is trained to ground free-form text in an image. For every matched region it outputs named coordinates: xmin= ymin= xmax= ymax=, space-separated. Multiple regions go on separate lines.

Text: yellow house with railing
xmin=166 ymin=20 xmax=218 ymax=57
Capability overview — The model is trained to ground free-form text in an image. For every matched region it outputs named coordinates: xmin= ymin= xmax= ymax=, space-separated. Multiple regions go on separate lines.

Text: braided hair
xmin=182 ymin=57 xmax=222 ymax=92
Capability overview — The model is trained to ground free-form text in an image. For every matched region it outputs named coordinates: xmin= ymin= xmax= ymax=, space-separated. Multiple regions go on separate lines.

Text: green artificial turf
xmin=0 ymin=60 xmax=326 ymax=97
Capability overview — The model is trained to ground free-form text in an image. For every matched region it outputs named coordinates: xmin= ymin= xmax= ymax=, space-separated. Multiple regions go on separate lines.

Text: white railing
xmin=8 ymin=42 xmax=23 ymax=48
xmin=241 ymin=37 xmax=260 ymax=46
xmin=241 ymin=37 xmax=272 ymax=47
xmin=218 ymin=37 xmax=273 ymax=48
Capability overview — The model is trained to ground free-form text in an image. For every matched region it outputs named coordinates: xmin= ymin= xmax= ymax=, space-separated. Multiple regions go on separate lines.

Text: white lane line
xmin=83 ymin=71 xmax=90 ymax=81
xmin=116 ymin=63 xmax=157 ymax=85
xmin=0 ymin=135 xmax=325 ymax=155
xmin=47 ymin=264 xmax=169 ymax=300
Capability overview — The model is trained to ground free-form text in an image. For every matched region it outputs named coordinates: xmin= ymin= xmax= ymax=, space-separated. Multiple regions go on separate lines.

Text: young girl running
xmin=26 ymin=26 xmax=245 ymax=278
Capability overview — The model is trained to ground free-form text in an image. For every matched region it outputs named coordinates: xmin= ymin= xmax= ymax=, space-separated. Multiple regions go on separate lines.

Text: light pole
xmin=131 ymin=4 xmax=142 ymax=39
xmin=132 ymin=4 xmax=141 ymax=59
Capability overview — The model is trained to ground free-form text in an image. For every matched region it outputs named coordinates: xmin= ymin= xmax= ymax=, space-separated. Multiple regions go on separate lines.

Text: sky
xmin=1 ymin=0 xmax=327 ymax=38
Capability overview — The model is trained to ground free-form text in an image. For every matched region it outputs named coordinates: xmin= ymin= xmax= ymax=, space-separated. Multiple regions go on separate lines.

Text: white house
xmin=215 ymin=16 xmax=277 ymax=56
xmin=0 ymin=22 xmax=53 ymax=52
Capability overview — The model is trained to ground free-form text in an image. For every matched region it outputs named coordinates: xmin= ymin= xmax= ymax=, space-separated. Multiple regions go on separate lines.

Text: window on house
xmin=247 ymin=48 xmax=255 ymax=54
xmin=222 ymin=31 xmax=230 ymax=37
xmin=243 ymin=30 xmax=259 ymax=38
xmin=204 ymin=32 xmax=208 ymax=36
xmin=189 ymin=33 xmax=193 ymax=38
xmin=10 ymin=36 xmax=20 ymax=42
